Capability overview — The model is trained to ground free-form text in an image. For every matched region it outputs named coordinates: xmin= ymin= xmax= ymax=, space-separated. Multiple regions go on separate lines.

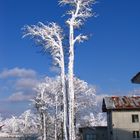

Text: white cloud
xmin=0 ymin=67 xmax=40 ymax=103
xmin=15 ymin=78 xmax=38 ymax=90
xmin=7 ymin=91 xmax=33 ymax=102
xmin=0 ymin=67 xmax=37 ymax=78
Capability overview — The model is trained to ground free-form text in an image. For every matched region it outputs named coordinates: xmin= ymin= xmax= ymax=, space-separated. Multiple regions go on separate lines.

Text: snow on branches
xmin=74 ymin=34 xmax=88 ymax=44
xmin=0 ymin=77 xmax=106 ymax=139
xmin=32 ymin=77 xmax=63 ymax=140
xmin=33 ymin=76 xmax=100 ymax=137
xmin=74 ymin=77 xmax=96 ymax=110
xmin=61 ymin=1 xmax=97 ymax=139
xmin=1 ymin=110 xmax=38 ymax=136
xmin=23 ymin=21 xmax=68 ymax=140
xmin=23 ymin=22 xmax=64 ymax=68
xmin=22 ymin=1 xmax=98 ymax=140
xmin=59 ymin=0 xmax=96 ymax=28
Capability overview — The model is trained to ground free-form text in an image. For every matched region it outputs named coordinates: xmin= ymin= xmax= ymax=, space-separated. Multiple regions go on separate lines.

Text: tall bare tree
xmin=23 ymin=23 xmax=68 ymax=140
xmin=59 ymin=0 xmax=95 ymax=139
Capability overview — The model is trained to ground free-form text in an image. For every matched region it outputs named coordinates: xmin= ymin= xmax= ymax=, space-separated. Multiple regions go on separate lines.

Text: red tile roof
xmin=102 ymin=96 xmax=140 ymax=112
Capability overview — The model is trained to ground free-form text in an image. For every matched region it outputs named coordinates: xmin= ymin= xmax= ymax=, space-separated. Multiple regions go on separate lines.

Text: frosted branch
xmin=23 ymin=22 xmax=64 ymax=67
xmin=74 ymin=34 xmax=88 ymax=44
xmin=60 ymin=0 xmax=96 ymax=28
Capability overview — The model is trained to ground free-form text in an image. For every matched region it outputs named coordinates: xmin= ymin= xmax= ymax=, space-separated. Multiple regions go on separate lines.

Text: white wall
xmin=111 ymin=111 xmax=140 ymax=140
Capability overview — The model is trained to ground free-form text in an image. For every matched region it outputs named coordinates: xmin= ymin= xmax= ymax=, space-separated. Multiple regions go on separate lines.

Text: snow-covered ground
xmin=0 ymin=133 xmax=37 ymax=140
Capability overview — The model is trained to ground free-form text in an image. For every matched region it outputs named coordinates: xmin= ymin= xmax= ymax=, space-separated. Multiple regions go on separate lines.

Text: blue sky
xmin=0 ymin=0 xmax=140 ymax=117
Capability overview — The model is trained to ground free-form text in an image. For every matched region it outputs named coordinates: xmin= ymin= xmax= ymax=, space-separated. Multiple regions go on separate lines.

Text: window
xmin=132 ymin=114 xmax=139 ymax=123
xmin=133 ymin=131 xmax=140 ymax=138
xmin=86 ymin=134 xmax=96 ymax=140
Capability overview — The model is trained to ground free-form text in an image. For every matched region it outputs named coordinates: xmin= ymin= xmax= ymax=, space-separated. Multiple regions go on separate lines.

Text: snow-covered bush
xmin=0 ymin=110 xmax=39 ymax=138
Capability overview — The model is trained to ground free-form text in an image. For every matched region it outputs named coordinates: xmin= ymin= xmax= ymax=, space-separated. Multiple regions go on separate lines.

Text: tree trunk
xmin=68 ymin=22 xmax=75 ymax=140
xmin=55 ymin=92 xmax=58 ymax=140
xmin=43 ymin=113 xmax=47 ymax=140
xmin=59 ymin=39 xmax=68 ymax=140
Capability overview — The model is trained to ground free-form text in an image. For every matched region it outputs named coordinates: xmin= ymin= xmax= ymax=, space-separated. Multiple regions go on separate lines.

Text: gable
xmin=131 ymin=72 xmax=140 ymax=84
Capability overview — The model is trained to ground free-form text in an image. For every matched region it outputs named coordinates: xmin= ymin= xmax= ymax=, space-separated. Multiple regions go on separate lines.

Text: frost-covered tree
xmin=23 ymin=22 xmax=68 ymax=140
xmin=1 ymin=110 xmax=38 ymax=137
xmin=2 ymin=116 xmax=20 ymax=134
xmin=19 ymin=110 xmax=39 ymax=135
xmin=0 ymin=78 xmax=105 ymax=140
xmin=74 ymin=78 xmax=96 ymax=124
xmin=59 ymin=0 xmax=96 ymax=139
xmin=23 ymin=0 xmax=96 ymax=139
xmin=73 ymin=78 xmax=97 ymax=139
xmin=33 ymin=77 xmax=99 ymax=140
xmin=32 ymin=77 xmax=63 ymax=140
xmin=34 ymin=82 xmax=48 ymax=140
xmin=81 ymin=112 xmax=106 ymax=127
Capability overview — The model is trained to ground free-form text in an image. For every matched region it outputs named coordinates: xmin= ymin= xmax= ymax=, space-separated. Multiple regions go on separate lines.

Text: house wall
xmin=107 ymin=111 xmax=113 ymax=140
xmin=80 ymin=127 xmax=108 ymax=140
xmin=96 ymin=127 xmax=108 ymax=140
xmin=110 ymin=110 xmax=140 ymax=140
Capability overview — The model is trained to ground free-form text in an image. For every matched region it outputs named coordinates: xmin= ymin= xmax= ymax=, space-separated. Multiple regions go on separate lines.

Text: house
xmin=79 ymin=126 xmax=108 ymax=140
xmin=102 ymin=96 xmax=140 ymax=140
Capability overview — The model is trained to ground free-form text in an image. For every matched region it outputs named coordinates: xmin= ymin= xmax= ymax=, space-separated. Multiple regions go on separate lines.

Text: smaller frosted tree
xmin=19 ymin=110 xmax=39 ymax=135
xmin=2 ymin=116 xmax=21 ymax=134
xmin=1 ymin=110 xmax=38 ymax=137
xmin=73 ymin=78 xmax=96 ymax=137
xmin=32 ymin=77 xmax=63 ymax=140
xmin=33 ymin=76 xmax=100 ymax=140
xmin=82 ymin=113 xmax=106 ymax=127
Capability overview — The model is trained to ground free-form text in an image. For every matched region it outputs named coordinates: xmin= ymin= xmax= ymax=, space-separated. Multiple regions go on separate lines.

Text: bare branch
xmin=60 ymin=0 xmax=96 ymax=28
xmin=23 ymin=22 xmax=64 ymax=67
xmin=74 ymin=34 xmax=88 ymax=44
